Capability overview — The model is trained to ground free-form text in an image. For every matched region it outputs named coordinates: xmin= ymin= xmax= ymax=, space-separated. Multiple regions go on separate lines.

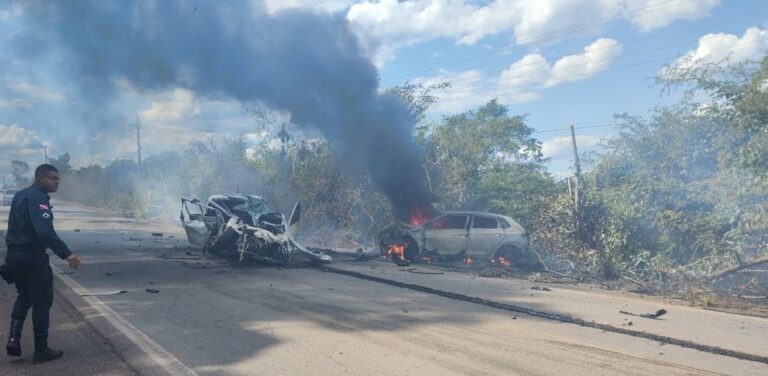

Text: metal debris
xmin=619 ymin=309 xmax=668 ymax=319
xmin=80 ymin=290 xmax=127 ymax=297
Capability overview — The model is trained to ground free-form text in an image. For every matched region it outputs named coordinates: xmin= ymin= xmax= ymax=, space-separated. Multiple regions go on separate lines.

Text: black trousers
xmin=5 ymin=249 xmax=53 ymax=337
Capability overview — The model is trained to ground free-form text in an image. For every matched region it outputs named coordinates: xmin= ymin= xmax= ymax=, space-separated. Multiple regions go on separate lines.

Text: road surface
xmin=2 ymin=201 xmax=767 ymax=375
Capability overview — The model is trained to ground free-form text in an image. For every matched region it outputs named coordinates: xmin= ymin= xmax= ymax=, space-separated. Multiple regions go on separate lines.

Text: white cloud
xmin=542 ymin=134 xmax=602 ymax=160
xmin=0 ymin=124 xmax=42 ymax=148
xmin=0 ymin=81 xmax=65 ymax=108
xmin=670 ymin=26 xmax=768 ymax=70
xmin=343 ymin=0 xmax=718 ymax=63
xmin=426 ymin=38 xmax=622 ymax=113
xmin=627 ymin=0 xmax=720 ymax=32
xmin=139 ymin=89 xmax=201 ymax=123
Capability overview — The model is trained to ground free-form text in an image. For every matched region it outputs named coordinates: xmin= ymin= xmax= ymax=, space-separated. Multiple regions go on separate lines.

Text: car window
xmin=498 ymin=218 xmax=511 ymax=229
xmin=431 ymin=215 xmax=468 ymax=230
xmin=472 ymin=216 xmax=498 ymax=229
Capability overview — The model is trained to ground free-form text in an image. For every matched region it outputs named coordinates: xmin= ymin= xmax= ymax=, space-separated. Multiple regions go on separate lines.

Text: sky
xmin=0 ymin=0 xmax=767 ymax=183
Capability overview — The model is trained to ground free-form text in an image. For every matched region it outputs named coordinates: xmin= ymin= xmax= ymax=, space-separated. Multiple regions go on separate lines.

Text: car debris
xmin=379 ymin=211 xmax=538 ymax=268
xmin=145 ymin=288 xmax=160 ymax=294
xmin=180 ymin=194 xmax=331 ymax=264
xmin=80 ymin=290 xmax=127 ymax=297
xmin=619 ymin=309 xmax=668 ymax=319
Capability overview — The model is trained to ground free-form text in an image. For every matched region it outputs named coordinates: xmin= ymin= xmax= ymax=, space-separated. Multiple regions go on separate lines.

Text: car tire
xmin=403 ymin=236 xmax=419 ymax=262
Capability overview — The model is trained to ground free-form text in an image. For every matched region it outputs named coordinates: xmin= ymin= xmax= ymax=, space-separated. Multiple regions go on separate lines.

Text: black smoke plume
xmin=13 ymin=0 xmax=433 ymax=221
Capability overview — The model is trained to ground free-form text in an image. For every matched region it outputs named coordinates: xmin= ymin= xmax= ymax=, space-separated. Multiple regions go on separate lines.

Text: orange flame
xmin=386 ymin=243 xmax=406 ymax=262
xmin=409 ymin=207 xmax=431 ymax=226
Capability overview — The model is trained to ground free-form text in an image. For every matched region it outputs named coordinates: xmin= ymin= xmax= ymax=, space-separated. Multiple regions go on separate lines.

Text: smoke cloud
xmin=11 ymin=0 xmax=432 ymax=221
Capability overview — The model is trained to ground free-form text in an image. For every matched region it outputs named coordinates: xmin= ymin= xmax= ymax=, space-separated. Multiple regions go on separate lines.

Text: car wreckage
xmin=379 ymin=211 xmax=540 ymax=268
xmin=180 ymin=194 xmax=331 ymax=264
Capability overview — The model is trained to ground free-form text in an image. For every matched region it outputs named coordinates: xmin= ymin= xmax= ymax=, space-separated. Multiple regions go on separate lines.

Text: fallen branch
xmin=706 ymin=255 xmax=768 ymax=282
xmin=620 ymin=275 xmax=648 ymax=287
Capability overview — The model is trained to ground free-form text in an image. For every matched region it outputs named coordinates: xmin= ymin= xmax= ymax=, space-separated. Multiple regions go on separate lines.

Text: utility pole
xmin=569 ymin=123 xmax=583 ymax=241
xmin=135 ymin=115 xmax=143 ymax=184
xmin=569 ymin=123 xmax=581 ymax=208
xmin=44 ymin=145 xmax=49 ymax=164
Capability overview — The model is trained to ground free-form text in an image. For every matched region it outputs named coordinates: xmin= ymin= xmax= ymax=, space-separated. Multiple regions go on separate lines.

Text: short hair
xmin=35 ymin=164 xmax=59 ymax=177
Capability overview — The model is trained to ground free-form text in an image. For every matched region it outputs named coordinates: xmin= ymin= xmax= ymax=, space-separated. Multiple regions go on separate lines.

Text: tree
xmin=48 ymin=153 xmax=73 ymax=175
xmin=10 ymin=160 xmax=29 ymax=186
xmin=420 ymin=99 xmax=551 ymax=222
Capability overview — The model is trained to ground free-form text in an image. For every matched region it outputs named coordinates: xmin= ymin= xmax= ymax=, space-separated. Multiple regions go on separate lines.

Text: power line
xmin=386 ymin=0 xmax=702 ymax=80
xmin=433 ymin=38 xmax=768 ymax=104
xmin=533 ymin=123 xmax=616 ymax=134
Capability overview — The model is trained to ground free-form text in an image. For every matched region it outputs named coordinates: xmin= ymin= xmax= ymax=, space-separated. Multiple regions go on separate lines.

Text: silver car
xmin=180 ymin=194 xmax=330 ymax=264
xmin=387 ymin=211 xmax=530 ymax=264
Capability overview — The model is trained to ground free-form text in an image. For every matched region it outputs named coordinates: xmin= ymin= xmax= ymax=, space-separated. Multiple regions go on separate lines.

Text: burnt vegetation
xmin=46 ymin=56 xmax=768 ymax=304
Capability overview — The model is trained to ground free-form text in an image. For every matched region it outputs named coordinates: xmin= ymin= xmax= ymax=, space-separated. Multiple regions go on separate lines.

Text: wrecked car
xmin=180 ymin=194 xmax=330 ymax=264
xmin=380 ymin=211 xmax=538 ymax=267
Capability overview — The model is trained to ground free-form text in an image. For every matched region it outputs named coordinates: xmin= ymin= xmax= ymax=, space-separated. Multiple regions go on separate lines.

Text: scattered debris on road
xmin=74 ymin=229 xmax=81 ymax=232
xmin=530 ymin=286 xmax=552 ymax=291
xmin=80 ymin=290 xmax=127 ymax=297
xmin=405 ymin=268 xmax=445 ymax=275
xmin=619 ymin=309 xmax=668 ymax=319
xmin=151 ymin=232 xmax=163 ymax=237
xmin=145 ymin=288 xmax=160 ymax=294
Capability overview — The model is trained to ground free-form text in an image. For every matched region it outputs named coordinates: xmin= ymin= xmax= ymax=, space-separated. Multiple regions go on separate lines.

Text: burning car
xmin=180 ymin=194 xmax=331 ymax=264
xmin=380 ymin=211 xmax=537 ymax=268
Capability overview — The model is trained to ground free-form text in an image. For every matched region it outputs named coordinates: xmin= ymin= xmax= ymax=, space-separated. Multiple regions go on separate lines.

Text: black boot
xmin=5 ymin=318 xmax=23 ymax=356
xmin=32 ymin=334 xmax=63 ymax=364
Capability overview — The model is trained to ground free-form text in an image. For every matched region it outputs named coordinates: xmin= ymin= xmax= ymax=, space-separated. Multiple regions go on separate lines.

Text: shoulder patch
xmin=39 ymin=204 xmax=49 ymax=211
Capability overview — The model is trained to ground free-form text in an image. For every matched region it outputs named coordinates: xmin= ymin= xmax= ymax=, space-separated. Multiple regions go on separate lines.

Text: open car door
xmin=180 ymin=198 xmax=210 ymax=249
xmin=286 ymin=203 xmax=331 ymax=262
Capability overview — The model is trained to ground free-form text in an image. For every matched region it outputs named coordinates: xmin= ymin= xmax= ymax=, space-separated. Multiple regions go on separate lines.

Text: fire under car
xmin=380 ymin=211 xmax=539 ymax=267
xmin=180 ymin=194 xmax=331 ymax=264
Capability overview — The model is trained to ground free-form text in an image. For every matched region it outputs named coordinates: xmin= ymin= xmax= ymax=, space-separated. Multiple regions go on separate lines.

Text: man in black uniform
xmin=4 ymin=164 xmax=81 ymax=364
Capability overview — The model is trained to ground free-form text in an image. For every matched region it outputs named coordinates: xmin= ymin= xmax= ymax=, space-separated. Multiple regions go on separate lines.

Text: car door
xmin=180 ymin=198 xmax=209 ymax=249
xmin=423 ymin=214 xmax=469 ymax=255
xmin=467 ymin=215 xmax=504 ymax=257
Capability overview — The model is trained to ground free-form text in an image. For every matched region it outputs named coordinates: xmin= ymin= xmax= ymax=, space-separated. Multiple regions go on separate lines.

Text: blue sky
xmin=0 ymin=0 xmax=767 ymax=182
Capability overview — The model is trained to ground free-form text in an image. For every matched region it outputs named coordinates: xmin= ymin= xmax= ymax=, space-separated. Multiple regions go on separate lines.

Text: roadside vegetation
xmin=39 ymin=56 xmax=768 ymax=298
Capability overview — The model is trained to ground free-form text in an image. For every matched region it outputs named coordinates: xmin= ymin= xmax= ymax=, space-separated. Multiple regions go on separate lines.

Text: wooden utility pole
xmin=135 ymin=115 xmax=143 ymax=183
xmin=569 ymin=123 xmax=581 ymax=212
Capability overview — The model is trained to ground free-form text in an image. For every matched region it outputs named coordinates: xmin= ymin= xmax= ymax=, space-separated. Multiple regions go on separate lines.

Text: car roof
xmin=437 ymin=211 xmax=522 ymax=225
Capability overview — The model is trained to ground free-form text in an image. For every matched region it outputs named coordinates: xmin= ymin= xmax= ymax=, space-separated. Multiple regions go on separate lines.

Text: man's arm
xmin=26 ymin=195 xmax=73 ymax=260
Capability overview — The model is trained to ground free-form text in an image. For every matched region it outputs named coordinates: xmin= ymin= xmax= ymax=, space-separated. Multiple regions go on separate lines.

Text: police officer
xmin=5 ymin=164 xmax=80 ymax=364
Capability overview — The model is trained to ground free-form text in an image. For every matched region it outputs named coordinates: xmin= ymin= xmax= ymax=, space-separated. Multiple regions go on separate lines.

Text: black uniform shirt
xmin=5 ymin=185 xmax=72 ymax=259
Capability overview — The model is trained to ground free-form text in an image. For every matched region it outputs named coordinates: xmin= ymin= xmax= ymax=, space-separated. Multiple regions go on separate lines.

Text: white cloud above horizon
xmin=419 ymin=38 xmax=623 ymax=113
xmin=668 ymin=26 xmax=768 ymax=71
xmin=265 ymin=0 xmax=720 ymax=64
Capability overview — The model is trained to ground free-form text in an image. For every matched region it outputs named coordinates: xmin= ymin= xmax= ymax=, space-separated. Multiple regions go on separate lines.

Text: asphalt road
xmin=2 ymin=201 xmax=767 ymax=375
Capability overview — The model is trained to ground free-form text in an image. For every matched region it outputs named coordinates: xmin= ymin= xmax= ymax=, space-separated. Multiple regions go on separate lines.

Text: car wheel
xmin=403 ymin=236 xmax=419 ymax=262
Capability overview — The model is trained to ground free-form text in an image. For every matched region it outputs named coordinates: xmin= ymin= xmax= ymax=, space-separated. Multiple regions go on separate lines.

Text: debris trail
xmin=321 ymin=266 xmax=768 ymax=365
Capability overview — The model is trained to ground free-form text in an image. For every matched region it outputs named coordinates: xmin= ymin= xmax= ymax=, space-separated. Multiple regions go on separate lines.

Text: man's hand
xmin=66 ymin=254 xmax=81 ymax=270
